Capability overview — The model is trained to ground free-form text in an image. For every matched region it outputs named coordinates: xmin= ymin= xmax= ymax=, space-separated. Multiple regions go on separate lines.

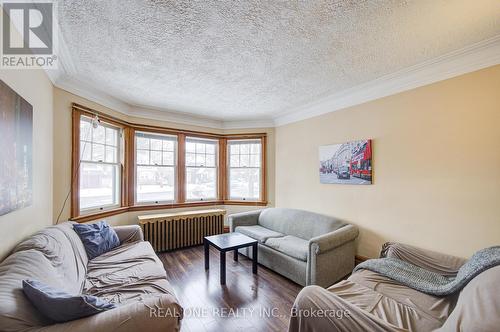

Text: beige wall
xmin=0 ymin=70 xmax=53 ymax=260
xmin=275 ymin=65 xmax=500 ymax=259
xmin=53 ymin=88 xmax=275 ymax=225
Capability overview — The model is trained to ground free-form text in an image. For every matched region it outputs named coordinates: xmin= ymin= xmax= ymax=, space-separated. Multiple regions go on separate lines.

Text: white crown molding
xmin=44 ymin=2 xmax=77 ymax=85
xmin=221 ymin=119 xmax=275 ymax=129
xmin=274 ymin=35 xmax=500 ymax=126
xmin=129 ymin=105 xmax=275 ymax=130
xmin=55 ymin=76 xmax=132 ymax=114
xmin=54 ymin=76 xmax=273 ymax=130
xmin=129 ymin=105 xmax=224 ymax=129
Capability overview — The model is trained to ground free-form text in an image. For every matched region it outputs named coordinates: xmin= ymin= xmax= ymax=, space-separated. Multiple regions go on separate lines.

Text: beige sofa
xmin=289 ymin=242 xmax=500 ymax=332
xmin=229 ymin=208 xmax=359 ymax=287
xmin=0 ymin=222 xmax=182 ymax=332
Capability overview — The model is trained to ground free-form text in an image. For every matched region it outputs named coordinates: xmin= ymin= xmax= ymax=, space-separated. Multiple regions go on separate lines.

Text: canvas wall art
xmin=319 ymin=139 xmax=372 ymax=185
xmin=0 ymin=80 xmax=33 ymax=216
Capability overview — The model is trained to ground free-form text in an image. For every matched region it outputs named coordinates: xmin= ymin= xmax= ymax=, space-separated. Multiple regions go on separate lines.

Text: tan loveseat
xmin=289 ymin=242 xmax=500 ymax=332
xmin=0 ymin=222 xmax=182 ymax=332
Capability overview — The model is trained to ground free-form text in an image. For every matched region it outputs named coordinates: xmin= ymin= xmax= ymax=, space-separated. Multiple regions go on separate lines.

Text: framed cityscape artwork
xmin=319 ymin=139 xmax=372 ymax=185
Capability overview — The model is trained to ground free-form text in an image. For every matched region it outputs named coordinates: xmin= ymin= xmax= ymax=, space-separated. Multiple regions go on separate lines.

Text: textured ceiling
xmin=57 ymin=0 xmax=500 ymax=122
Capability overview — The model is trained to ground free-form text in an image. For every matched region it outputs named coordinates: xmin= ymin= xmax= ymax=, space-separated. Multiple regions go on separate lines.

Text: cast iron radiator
xmin=138 ymin=209 xmax=226 ymax=252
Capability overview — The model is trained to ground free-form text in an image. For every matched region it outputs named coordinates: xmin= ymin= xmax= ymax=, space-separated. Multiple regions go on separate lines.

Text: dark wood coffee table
xmin=204 ymin=232 xmax=258 ymax=285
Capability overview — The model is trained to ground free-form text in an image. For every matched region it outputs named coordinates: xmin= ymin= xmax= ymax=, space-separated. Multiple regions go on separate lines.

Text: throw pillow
xmin=23 ymin=280 xmax=116 ymax=323
xmin=73 ymin=220 xmax=120 ymax=259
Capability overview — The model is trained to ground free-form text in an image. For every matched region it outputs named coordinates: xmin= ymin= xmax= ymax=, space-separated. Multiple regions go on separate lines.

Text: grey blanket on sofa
xmin=354 ymin=246 xmax=500 ymax=296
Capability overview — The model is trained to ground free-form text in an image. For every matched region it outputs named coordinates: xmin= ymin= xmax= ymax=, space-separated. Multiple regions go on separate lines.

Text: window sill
xmin=71 ymin=207 xmax=129 ymax=223
xmin=70 ymin=200 xmax=268 ymax=223
xmin=224 ymin=200 xmax=268 ymax=206
xmin=128 ymin=200 xmax=224 ymax=212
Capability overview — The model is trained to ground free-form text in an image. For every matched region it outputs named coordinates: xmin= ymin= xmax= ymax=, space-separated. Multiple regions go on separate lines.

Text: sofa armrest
xmin=380 ymin=242 xmax=466 ymax=277
xmin=228 ymin=210 xmax=262 ymax=232
xmin=114 ymin=225 xmax=144 ymax=244
xmin=289 ymin=285 xmax=403 ymax=332
xmin=33 ymin=294 xmax=182 ymax=332
xmin=309 ymin=224 xmax=359 ymax=255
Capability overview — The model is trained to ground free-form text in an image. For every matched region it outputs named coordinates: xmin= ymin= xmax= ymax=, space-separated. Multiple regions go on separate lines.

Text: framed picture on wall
xmin=0 ymin=80 xmax=33 ymax=216
xmin=319 ymin=139 xmax=372 ymax=185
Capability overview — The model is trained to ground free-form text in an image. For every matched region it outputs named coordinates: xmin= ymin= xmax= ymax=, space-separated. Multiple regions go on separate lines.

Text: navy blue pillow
xmin=73 ymin=221 xmax=120 ymax=259
xmin=22 ymin=280 xmax=116 ymax=322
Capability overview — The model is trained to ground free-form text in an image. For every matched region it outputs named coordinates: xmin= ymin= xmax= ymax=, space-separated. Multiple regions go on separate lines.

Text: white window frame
xmin=79 ymin=116 xmax=122 ymax=215
xmin=185 ymin=137 xmax=219 ymax=202
xmin=134 ymin=131 xmax=178 ymax=205
xmin=227 ymin=139 xmax=262 ymax=201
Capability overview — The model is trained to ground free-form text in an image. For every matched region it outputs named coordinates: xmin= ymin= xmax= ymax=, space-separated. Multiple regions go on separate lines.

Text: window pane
xmin=186 ymin=167 xmax=216 ymax=200
xmin=186 ymin=152 xmax=196 ymax=166
xmin=240 ymin=144 xmax=250 ymax=154
xmin=137 ymin=136 xmax=149 ymax=149
xmin=251 ymin=143 xmax=261 ymax=154
xmin=163 ymin=151 xmax=174 ymax=166
xmin=136 ymin=166 xmax=175 ymax=202
xmin=240 ymin=154 xmax=249 ymax=167
xmin=163 ymin=140 xmax=174 ymax=151
xmin=105 ymin=127 xmax=117 ymax=146
xmin=195 ymin=143 xmax=205 ymax=154
xmin=80 ymin=163 xmax=119 ymax=209
xmin=230 ymin=144 xmax=239 ymax=154
xmin=80 ymin=120 xmax=91 ymax=141
xmin=137 ymin=149 xmax=149 ymax=164
xmin=186 ymin=142 xmax=196 ymax=153
xmin=250 ymin=154 xmax=260 ymax=167
xmin=229 ymin=168 xmax=260 ymax=200
xmin=80 ymin=141 xmax=91 ymax=161
xmin=151 ymin=138 xmax=162 ymax=150
xmin=92 ymin=143 xmax=105 ymax=161
xmin=206 ymin=154 xmax=215 ymax=167
xmin=151 ymin=150 xmax=162 ymax=165
xmin=230 ymin=154 xmax=239 ymax=167
xmin=105 ymin=146 xmax=116 ymax=163
xmin=206 ymin=144 xmax=215 ymax=154
xmin=135 ymin=132 xmax=178 ymax=204
xmin=228 ymin=140 xmax=262 ymax=201
xmin=196 ymin=154 xmax=205 ymax=166
xmin=92 ymin=126 xmax=105 ymax=144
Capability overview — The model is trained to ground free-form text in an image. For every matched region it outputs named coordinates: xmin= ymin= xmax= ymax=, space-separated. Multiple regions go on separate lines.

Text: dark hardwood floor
xmin=159 ymin=245 xmax=302 ymax=332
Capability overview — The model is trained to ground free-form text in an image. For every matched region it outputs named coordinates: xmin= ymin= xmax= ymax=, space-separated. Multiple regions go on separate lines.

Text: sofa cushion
xmin=258 ymin=208 xmax=345 ymax=240
xmin=84 ymin=241 xmax=176 ymax=305
xmin=22 ymin=279 xmax=115 ymax=323
xmin=234 ymin=225 xmax=284 ymax=243
xmin=264 ymin=235 xmax=309 ymax=262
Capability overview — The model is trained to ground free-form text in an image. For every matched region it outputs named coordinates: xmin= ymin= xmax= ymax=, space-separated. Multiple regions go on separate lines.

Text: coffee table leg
xmin=204 ymin=239 xmax=209 ymax=270
xmin=252 ymin=243 xmax=258 ymax=274
xmin=233 ymin=249 xmax=238 ymax=261
xmin=220 ymin=251 xmax=226 ymax=285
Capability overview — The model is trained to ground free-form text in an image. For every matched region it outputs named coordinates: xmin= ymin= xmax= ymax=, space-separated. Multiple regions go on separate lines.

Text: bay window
xmin=185 ymin=137 xmax=218 ymax=201
xmin=71 ymin=104 xmax=266 ymax=221
xmin=135 ymin=132 xmax=177 ymax=204
xmin=227 ymin=139 xmax=262 ymax=201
